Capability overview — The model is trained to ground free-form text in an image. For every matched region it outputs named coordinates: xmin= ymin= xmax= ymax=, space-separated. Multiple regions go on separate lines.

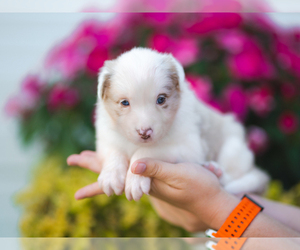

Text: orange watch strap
xmin=212 ymin=237 xmax=247 ymax=250
xmin=212 ymin=194 xmax=264 ymax=238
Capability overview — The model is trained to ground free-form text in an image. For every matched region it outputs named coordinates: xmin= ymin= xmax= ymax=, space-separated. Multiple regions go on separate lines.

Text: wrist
xmin=202 ymin=190 xmax=240 ymax=230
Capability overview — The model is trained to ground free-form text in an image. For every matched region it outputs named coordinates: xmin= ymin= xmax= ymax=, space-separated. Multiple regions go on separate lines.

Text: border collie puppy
xmin=95 ymin=47 xmax=269 ymax=201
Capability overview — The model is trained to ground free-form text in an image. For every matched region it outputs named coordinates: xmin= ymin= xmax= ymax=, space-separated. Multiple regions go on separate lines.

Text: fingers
xmin=80 ymin=150 xmax=97 ymax=156
xmin=203 ymin=162 xmax=223 ymax=178
xmin=131 ymin=158 xmax=177 ymax=182
xmin=67 ymin=151 xmax=101 ymax=173
xmin=75 ymin=182 xmax=104 ymax=200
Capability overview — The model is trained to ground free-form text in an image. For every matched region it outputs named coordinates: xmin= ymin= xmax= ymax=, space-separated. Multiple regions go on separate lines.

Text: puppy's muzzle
xmin=137 ymin=128 xmax=153 ymax=140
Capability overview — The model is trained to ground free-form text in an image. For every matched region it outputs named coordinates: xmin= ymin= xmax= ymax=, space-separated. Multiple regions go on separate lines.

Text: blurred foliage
xmin=16 ymin=156 xmax=190 ymax=237
xmin=15 ymin=156 xmax=300 ymax=237
xmin=265 ymin=180 xmax=300 ymax=206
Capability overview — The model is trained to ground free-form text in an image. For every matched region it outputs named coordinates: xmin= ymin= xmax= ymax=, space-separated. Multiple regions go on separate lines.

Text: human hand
xmin=145 ymin=161 xmax=224 ymax=232
xmin=130 ymin=158 xmax=239 ymax=230
xmin=68 ymin=151 xmax=210 ymax=231
xmin=67 ymin=151 xmax=238 ymax=230
xmin=67 ymin=151 xmax=104 ymax=199
xmin=149 ymin=196 xmax=210 ymax=232
xmin=67 ymin=151 xmax=210 ymax=231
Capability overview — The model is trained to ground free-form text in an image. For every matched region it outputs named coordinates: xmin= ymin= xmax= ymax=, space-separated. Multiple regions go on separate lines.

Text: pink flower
xmin=173 ymin=39 xmax=199 ymax=66
xmin=186 ymin=75 xmax=227 ymax=113
xmin=46 ymin=38 xmax=91 ymax=79
xmin=185 ymin=13 xmax=242 ymax=35
xmin=4 ymin=96 xmax=23 ymax=117
xmin=48 ymin=85 xmax=79 ymax=111
xmin=4 ymin=75 xmax=44 ymax=117
xmin=186 ymin=75 xmax=212 ymax=103
xmin=45 ymin=19 xmax=120 ymax=78
xmin=247 ymin=86 xmax=274 ymax=116
xmin=207 ymin=99 xmax=223 ymax=113
xmin=4 ymin=93 xmax=38 ymax=117
xmin=21 ymin=75 xmax=43 ymax=99
xmin=149 ymin=33 xmax=171 ymax=52
xmin=218 ymin=30 xmax=246 ymax=54
xmin=276 ymin=38 xmax=300 ymax=78
xmin=220 ymin=32 xmax=274 ymax=80
xmin=247 ymin=126 xmax=268 ymax=154
xmin=149 ymin=33 xmax=199 ymax=66
xmin=86 ymin=45 xmax=109 ymax=75
xmin=228 ymin=39 xmax=274 ymax=80
xmin=278 ymin=112 xmax=299 ymax=135
xmin=223 ymin=84 xmax=248 ymax=121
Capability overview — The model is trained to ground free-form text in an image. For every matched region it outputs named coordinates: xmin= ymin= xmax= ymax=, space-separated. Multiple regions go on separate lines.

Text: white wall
xmin=0 ymin=13 xmax=110 ymax=236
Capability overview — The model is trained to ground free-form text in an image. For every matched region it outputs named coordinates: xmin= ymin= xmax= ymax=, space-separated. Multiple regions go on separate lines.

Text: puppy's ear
xmin=168 ymin=64 xmax=180 ymax=91
xmin=97 ymin=60 xmax=115 ymax=100
xmin=100 ymin=73 xmax=111 ymax=100
xmin=165 ymin=54 xmax=185 ymax=89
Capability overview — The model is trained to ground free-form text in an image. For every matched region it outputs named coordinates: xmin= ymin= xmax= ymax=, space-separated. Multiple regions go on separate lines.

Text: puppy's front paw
xmin=98 ymin=167 xmax=126 ymax=196
xmin=125 ymin=172 xmax=151 ymax=201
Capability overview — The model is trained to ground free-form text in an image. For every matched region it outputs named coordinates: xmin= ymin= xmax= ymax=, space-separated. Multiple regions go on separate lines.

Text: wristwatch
xmin=205 ymin=194 xmax=264 ymax=250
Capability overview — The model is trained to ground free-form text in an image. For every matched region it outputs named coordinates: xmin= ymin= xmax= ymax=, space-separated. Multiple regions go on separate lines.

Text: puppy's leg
xmin=223 ymin=167 xmax=269 ymax=195
xmin=217 ymin=137 xmax=269 ymax=194
xmin=217 ymin=137 xmax=253 ymax=184
xmin=97 ymin=150 xmax=128 ymax=196
xmin=125 ymin=151 xmax=151 ymax=201
xmin=125 ymin=167 xmax=151 ymax=201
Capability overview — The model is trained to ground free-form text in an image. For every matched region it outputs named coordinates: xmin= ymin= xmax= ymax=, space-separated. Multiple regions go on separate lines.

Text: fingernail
xmin=68 ymin=155 xmax=79 ymax=164
xmin=75 ymin=190 xmax=84 ymax=200
xmin=134 ymin=163 xmax=146 ymax=174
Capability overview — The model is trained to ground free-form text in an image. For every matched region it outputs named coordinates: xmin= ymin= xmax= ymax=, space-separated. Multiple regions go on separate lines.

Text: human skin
xmin=67 ymin=151 xmax=300 ymax=237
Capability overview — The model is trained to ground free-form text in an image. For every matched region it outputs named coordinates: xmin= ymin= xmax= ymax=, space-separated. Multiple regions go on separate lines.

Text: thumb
xmin=131 ymin=158 xmax=177 ymax=181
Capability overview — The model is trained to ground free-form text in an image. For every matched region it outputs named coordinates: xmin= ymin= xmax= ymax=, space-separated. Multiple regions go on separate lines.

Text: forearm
xmin=246 ymin=194 xmax=300 ymax=233
xmin=199 ymin=190 xmax=300 ymax=237
xmin=242 ymin=212 xmax=300 ymax=237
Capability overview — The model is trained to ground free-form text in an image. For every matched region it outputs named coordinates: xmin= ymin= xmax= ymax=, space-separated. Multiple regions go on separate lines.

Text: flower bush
xmin=7 ymin=12 xmax=300 ymax=236
xmin=16 ymin=156 xmax=188 ymax=237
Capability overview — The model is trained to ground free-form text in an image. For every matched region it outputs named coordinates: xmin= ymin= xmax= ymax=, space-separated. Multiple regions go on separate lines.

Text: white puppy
xmin=95 ymin=47 xmax=269 ymax=201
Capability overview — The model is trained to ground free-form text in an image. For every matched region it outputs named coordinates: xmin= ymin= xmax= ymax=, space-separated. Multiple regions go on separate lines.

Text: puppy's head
xmin=97 ymin=48 xmax=184 ymax=145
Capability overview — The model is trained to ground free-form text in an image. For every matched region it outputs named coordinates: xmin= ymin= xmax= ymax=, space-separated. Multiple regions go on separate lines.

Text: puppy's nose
xmin=137 ymin=128 xmax=153 ymax=140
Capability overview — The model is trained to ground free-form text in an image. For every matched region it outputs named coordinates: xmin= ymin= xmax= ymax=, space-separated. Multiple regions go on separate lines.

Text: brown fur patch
xmin=101 ymin=74 xmax=111 ymax=100
xmin=101 ymin=74 xmax=124 ymax=123
xmin=168 ymin=65 xmax=181 ymax=106
xmin=169 ymin=65 xmax=180 ymax=92
xmin=164 ymin=85 xmax=173 ymax=91
xmin=103 ymin=98 xmax=123 ymax=124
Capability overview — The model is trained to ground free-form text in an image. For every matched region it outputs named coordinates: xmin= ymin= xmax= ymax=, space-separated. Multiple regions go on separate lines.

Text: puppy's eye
xmin=121 ymin=100 xmax=130 ymax=106
xmin=156 ymin=96 xmax=166 ymax=105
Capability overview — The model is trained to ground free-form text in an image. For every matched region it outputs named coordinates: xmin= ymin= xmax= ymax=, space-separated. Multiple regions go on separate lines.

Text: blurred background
xmin=1 ymin=0 xmax=300 ymax=237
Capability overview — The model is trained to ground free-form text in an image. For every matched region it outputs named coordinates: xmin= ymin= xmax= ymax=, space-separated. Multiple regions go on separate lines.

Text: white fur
xmin=95 ymin=47 xmax=269 ymax=201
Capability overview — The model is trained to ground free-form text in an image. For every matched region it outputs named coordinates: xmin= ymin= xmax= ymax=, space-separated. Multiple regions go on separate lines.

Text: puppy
xmin=95 ymin=47 xmax=269 ymax=201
